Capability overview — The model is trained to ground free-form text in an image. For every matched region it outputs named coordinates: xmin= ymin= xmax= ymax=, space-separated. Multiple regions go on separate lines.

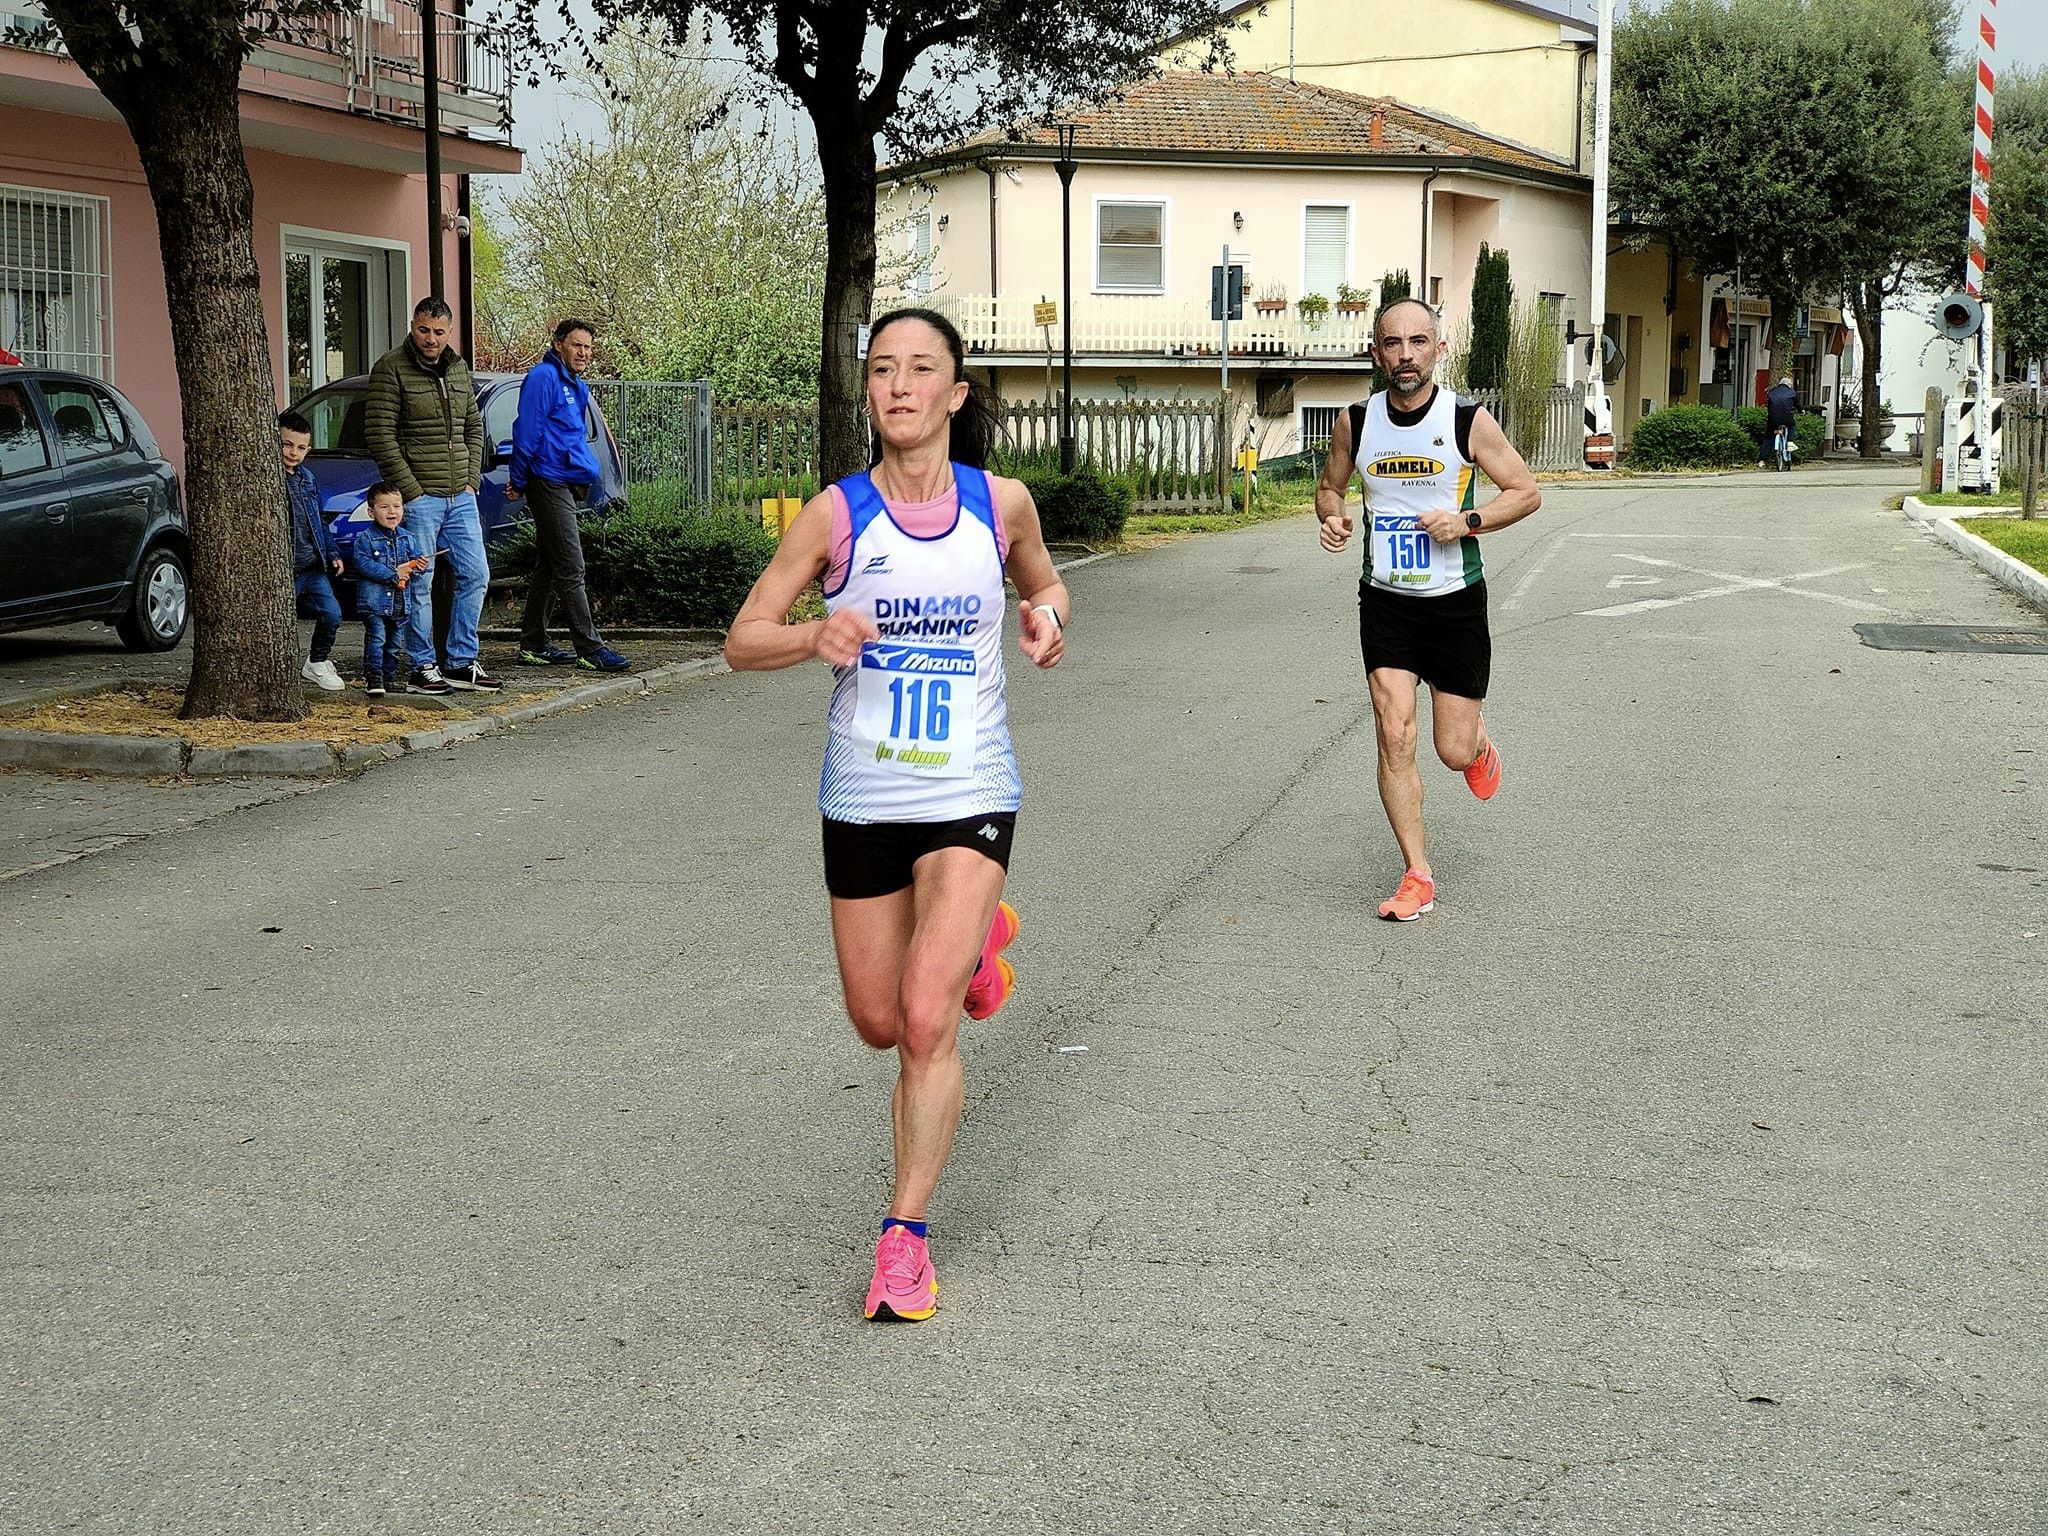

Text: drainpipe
xmin=981 ymin=159 xmax=999 ymax=296
xmin=1419 ymin=169 xmax=1441 ymax=302
xmin=458 ymin=173 xmax=474 ymax=360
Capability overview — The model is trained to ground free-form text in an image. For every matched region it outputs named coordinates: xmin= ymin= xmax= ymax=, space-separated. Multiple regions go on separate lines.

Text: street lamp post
xmin=1055 ymin=122 xmax=1078 ymax=473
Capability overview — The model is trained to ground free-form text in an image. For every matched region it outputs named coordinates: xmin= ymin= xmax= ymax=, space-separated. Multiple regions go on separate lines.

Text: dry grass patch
xmin=7 ymin=688 xmax=473 ymax=749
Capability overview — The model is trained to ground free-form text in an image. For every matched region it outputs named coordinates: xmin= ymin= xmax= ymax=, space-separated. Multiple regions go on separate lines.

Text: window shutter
xmin=1099 ymin=202 xmax=1163 ymax=289
xmin=1303 ymin=205 xmax=1349 ymax=298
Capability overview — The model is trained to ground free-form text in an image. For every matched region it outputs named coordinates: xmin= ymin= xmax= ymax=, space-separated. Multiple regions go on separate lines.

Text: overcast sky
xmin=505 ymin=1 xmax=2048 ymax=169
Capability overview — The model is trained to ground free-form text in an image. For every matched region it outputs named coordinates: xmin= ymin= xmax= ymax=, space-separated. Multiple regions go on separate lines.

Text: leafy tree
xmin=482 ymin=32 xmax=827 ymax=400
xmin=34 ymin=2 xmax=357 ymax=720
xmin=494 ymin=0 xmax=1234 ymax=481
xmin=1372 ymin=269 xmax=1411 ymax=390
xmin=1613 ymin=0 xmax=1964 ymax=445
xmin=1467 ymin=243 xmax=1511 ymax=392
xmin=1987 ymin=70 xmax=2048 ymax=376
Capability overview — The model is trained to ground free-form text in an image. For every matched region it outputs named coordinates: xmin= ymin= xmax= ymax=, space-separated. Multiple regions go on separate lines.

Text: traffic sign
xmin=1033 ymin=301 xmax=1058 ymax=328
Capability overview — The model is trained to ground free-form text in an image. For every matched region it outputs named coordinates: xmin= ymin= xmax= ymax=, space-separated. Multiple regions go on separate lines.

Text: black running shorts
xmin=821 ymin=813 xmax=1017 ymax=900
xmin=1358 ymin=577 xmax=1491 ymax=700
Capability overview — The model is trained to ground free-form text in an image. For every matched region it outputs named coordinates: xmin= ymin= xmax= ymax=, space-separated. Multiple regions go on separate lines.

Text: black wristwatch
xmin=1465 ymin=511 xmax=1483 ymax=532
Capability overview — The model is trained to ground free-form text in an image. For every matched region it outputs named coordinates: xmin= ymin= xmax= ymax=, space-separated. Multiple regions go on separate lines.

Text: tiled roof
xmin=939 ymin=71 xmax=1577 ymax=179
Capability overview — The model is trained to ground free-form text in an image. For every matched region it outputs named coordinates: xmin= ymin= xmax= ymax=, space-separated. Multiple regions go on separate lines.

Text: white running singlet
xmin=818 ymin=466 xmax=1021 ymax=824
xmin=1357 ymin=387 xmax=1483 ymax=596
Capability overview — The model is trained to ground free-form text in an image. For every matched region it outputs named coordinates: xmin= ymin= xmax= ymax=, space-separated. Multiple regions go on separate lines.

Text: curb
xmin=0 ymin=656 xmax=734 ymax=780
xmin=1902 ymin=497 xmax=2048 ymax=615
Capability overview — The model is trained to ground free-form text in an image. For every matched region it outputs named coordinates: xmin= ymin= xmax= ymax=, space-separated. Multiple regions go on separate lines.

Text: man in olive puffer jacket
xmin=363 ymin=296 xmax=498 ymax=693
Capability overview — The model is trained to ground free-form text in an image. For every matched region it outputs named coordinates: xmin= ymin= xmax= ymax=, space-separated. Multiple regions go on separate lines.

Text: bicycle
xmin=1770 ymin=425 xmax=1793 ymax=472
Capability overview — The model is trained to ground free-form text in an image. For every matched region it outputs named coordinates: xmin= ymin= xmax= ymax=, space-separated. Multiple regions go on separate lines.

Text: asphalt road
xmin=3 ymin=468 xmax=2044 ymax=1534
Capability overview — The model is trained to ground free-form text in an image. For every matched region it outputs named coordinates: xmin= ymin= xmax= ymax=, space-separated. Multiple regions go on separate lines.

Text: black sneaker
xmin=407 ymin=665 xmax=451 ymax=695
xmin=366 ymin=680 xmax=387 ymax=699
xmin=444 ymin=661 xmax=502 ymax=693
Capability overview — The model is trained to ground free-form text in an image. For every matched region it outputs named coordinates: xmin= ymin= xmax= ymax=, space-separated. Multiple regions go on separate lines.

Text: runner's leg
xmin=1430 ymin=688 xmax=1486 ymax=771
xmin=831 ymin=886 xmax=918 ymax=1051
xmin=1368 ymin=666 xmax=1429 ymax=876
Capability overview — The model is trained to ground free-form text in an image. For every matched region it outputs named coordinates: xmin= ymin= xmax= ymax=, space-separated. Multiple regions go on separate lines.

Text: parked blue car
xmin=290 ymin=371 xmax=628 ymax=588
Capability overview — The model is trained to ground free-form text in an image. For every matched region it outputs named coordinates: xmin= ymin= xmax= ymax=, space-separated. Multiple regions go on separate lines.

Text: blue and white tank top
xmin=1354 ymin=387 xmax=1484 ymax=595
xmin=818 ymin=465 xmax=1022 ymax=824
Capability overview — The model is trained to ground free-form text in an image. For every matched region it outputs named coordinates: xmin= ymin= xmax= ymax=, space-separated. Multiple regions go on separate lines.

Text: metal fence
xmin=589 ymin=382 xmax=1233 ymax=515
xmin=998 ymin=395 xmax=1228 ymax=510
xmin=1464 ymin=384 xmax=1588 ymax=472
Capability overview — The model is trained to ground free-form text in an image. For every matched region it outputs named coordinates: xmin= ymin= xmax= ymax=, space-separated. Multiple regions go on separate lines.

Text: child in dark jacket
xmin=349 ymin=482 xmax=431 ymax=699
xmin=281 ymin=410 xmax=346 ymax=691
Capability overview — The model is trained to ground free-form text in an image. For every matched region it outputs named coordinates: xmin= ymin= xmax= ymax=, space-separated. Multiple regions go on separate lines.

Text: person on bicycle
xmin=1765 ymin=376 xmax=1799 ymax=470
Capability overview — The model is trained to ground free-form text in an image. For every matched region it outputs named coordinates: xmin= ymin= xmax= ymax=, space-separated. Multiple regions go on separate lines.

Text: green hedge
xmin=1626 ymin=405 xmax=1756 ymax=470
xmin=1013 ymin=465 xmax=1135 ymax=543
xmin=1734 ymin=406 xmax=1826 ymax=464
xmin=493 ymin=503 xmax=775 ymax=627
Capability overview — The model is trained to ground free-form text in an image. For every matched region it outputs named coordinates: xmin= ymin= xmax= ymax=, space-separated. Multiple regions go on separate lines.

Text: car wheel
xmin=116 ymin=544 xmax=190 ymax=651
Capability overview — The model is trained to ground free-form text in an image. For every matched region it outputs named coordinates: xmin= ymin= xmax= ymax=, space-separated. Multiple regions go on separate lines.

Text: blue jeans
xmin=402 ymin=490 xmax=488 ymax=669
xmin=362 ymin=612 xmax=401 ymax=681
xmin=294 ymin=568 xmax=343 ymax=663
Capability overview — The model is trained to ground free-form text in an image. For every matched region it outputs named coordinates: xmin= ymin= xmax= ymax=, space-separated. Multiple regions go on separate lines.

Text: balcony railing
xmin=1 ymin=3 xmax=511 ymax=144
xmin=930 ymin=293 xmax=1379 ymax=363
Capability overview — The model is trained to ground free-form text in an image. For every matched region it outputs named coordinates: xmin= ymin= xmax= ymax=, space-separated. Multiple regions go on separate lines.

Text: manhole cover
xmin=1233 ymin=565 xmax=1281 ymax=575
xmin=1855 ymin=623 xmax=2048 ymax=655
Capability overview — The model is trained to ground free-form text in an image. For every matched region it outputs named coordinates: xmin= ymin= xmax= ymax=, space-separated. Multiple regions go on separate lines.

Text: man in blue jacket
xmin=508 ymin=318 xmax=630 ymax=671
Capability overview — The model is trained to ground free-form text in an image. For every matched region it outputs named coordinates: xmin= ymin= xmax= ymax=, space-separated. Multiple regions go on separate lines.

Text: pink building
xmin=0 ymin=3 xmax=522 ymax=472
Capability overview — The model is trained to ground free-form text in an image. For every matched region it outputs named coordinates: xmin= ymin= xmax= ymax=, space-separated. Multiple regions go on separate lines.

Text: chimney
xmin=1369 ymin=108 xmax=1384 ymax=148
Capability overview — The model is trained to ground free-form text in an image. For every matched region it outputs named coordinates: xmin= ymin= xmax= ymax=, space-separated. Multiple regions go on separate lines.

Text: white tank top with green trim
xmin=1356 ymin=387 xmax=1484 ymax=596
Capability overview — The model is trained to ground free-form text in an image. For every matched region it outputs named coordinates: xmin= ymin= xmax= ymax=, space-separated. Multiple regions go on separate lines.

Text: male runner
xmin=1316 ymin=297 xmax=1541 ymax=920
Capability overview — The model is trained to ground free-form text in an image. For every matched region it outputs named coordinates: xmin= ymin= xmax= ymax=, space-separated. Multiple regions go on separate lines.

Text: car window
xmin=299 ymin=386 xmax=370 ymax=454
xmin=0 ymin=382 xmax=51 ymax=476
xmin=40 ymin=382 xmax=122 ymax=461
xmin=483 ymin=384 xmax=518 ymax=451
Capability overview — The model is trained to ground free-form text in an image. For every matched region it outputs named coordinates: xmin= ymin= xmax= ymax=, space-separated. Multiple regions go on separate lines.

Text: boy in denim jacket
xmin=349 ymin=482 xmax=431 ymax=698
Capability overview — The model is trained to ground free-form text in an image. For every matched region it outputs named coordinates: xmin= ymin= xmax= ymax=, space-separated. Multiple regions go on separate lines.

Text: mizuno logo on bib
xmin=853 ymin=642 xmax=978 ymax=778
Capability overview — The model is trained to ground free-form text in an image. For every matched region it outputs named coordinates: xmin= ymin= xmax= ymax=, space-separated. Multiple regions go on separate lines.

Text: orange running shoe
xmin=1377 ymin=870 xmax=1436 ymax=922
xmin=864 ymin=1225 xmax=938 ymax=1321
xmin=963 ymin=900 xmax=1020 ymax=1020
xmin=1464 ymin=739 xmax=1501 ymax=801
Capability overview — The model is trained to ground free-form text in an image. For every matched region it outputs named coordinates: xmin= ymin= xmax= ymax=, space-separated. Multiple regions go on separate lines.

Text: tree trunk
xmin=815 ymin=130 xmax=880 ymax=486
xmin=46 ymin=4 xmax=304 ymax=720
xmin=1854 ymin=279 xmax=1886 ymax=459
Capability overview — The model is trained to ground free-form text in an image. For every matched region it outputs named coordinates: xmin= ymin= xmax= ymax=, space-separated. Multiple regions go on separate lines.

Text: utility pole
xmin=1584 ymin=0 xmax=1614 ymax=467
xmin=1056 ymin=124 xmax=1078 ymax=473
xmin=421 ymin=0 xmax=444 ymax=299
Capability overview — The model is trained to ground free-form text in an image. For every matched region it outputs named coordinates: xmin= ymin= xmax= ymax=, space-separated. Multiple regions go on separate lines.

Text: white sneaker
xmin=302 ymin=658 xmax=345 ymax=691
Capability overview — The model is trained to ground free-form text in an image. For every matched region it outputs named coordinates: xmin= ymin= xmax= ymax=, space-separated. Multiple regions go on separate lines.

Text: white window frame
xmin=906 ymin=211 xmax=933 ymax=300
xmin=1298 ymin=402 xmax=1341 ymax=451
xmin=1093 ymin=196 xmax=1169 ymax=296
xmin=0 ymin=183 xmax=114 ymax=379
xmin=279 ymin=224 xmax=412 ymax=401
xmin=1299 ymin=201 xmax=1353 ymax=304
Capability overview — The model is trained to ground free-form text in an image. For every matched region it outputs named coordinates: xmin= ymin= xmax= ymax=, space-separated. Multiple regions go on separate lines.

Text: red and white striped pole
xmin=1966 ymin=0 xmax=1996 ymax=300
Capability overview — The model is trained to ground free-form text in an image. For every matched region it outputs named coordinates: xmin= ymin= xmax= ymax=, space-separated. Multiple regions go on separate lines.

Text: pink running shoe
xmin=1377 ymin=869 xmax=1436 ymax=922
xmin=864 ymin=1225 xmax=938 ymax=1321
xmin=1463 ymin=739 xmax=1501 ymax=801
xmin=963 ymin=900 xmax=1021 ymax=1021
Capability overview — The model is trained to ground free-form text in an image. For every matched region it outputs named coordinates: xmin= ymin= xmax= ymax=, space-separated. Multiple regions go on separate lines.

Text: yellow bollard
xmin=761 ymin=496 xmax=801 ymax=535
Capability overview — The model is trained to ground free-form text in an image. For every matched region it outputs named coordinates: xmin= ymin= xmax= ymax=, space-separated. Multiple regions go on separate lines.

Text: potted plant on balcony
xmin=1254 ymin=283 xmax=1289 ymax=315
xmin=1297 ymin=292 xmax=1330 ymax=330
xmin=1335 ymin=283 xmax=1370 ymax=315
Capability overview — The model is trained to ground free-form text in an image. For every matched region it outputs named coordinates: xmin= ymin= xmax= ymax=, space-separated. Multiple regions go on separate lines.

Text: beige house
xmin=877 ymin=70 xmax=1592 ymax=458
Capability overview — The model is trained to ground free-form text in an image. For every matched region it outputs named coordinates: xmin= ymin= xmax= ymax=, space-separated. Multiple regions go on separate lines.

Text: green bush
xmin=493 ymin=500 xmax=776 ymax=627
xmin=1626 ymin=404 xmax=1756 ymax=469
xmin=1735 ymin=406 xmax=1826 ymax=464
xmin=1013 ymin=465 xmax=1135 ymax=543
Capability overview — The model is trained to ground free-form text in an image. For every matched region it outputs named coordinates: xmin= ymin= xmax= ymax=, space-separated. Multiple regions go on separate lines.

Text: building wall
xmin=1165 ymin=0 xmax=1589 ymax=164
xmin=2 ymin=100 xmax=464 ymax=474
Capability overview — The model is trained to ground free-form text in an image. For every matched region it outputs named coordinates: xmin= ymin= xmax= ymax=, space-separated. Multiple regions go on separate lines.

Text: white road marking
xmin=1578 ymin=554 xmax=1887 ymax=617
xmin=1501 ymin=532 xmax=1569 ymax=612
xmin=1605 ymin=573 xmax=1663 ymax=589
xmin=1568 ymin=531 xmax=1820 ymax=541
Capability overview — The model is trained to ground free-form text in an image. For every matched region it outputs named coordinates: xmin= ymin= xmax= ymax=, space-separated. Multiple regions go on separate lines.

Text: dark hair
xmin=552 ymin=317 xmax=595 ymax=344
xmin=364 ymin=480 xmax=405 ymax=508
xmin=865 ymin=306 xmax=1002 ymax=470
xmin=276 ymin=410 xmax=311 ymax=435
xmin=412 ymin=296 xmax=454 ymax=322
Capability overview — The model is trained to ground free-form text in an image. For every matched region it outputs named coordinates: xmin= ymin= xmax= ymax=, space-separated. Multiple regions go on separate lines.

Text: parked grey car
xmin=0 ymin=365 xmax=189 ymax=650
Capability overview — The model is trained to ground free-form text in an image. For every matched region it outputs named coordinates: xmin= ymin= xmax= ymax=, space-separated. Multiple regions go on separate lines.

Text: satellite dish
xmin=1937 ymin=293 xmax=1984 ymax=341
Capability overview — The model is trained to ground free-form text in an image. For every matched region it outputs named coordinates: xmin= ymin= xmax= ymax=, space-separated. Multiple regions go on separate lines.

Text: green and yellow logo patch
xmin=1365 ymin=456 xmax=1445 ymax=479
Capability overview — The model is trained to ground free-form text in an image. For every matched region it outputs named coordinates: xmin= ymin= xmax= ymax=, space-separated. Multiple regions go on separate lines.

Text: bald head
xmin=1374 ymin=297 xmax=1439 ymax=345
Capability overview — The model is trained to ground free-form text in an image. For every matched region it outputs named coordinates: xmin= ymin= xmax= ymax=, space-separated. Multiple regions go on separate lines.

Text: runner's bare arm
xmin=1416 ymin=407 xmax=1541 ymax=544
xmin=1316 ymin=405 xmax=1358 ymax=552
xmin=995 ymin=474 xmax=1067 ymax=670
xmin=723 ymin=491 xmax=879 ymax=671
